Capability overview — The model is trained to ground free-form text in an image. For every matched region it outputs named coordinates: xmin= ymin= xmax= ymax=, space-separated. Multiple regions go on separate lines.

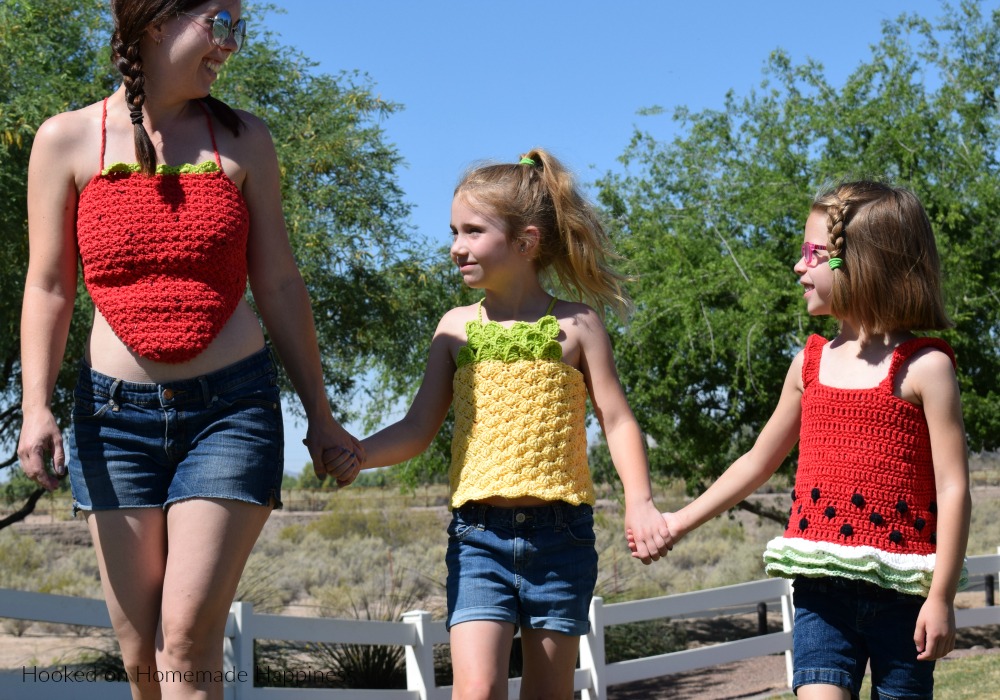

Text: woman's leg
xmin=450 ymin=620 xmax=516 ymax=700
xmin=87 ymin=508 xmax=168 ymax=700
xmin=519 ymin=628 xmax=579 ymax=700
xmin=155 ymin=498 xmax=271 ymax=699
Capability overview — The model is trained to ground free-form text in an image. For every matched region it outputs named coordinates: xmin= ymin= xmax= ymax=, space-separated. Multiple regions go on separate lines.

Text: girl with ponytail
xmin=358 ymin=149 xmax=669 ymax=699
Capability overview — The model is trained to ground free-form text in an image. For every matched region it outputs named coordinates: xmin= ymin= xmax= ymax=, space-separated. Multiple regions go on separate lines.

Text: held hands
xmin=303 ymin=421 xmax=366 ymax=488
xmin=624 ymin=500 xmax=674 ymax=565
xmin=17 ymin=409 xmax=66 ymax=491
xmin=627 ymin=511 xmax=682 ymax=564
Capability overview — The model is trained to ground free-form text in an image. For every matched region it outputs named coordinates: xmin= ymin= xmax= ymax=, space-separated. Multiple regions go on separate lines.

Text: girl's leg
xmin=796 ymin=685 xmax=851 ymax=700
xmin=518 ymin=628 xmax=579 ymax=700
xmin=156 ymin=498 xmax=271 ymax=699
xmin=87 ymin=508 xmax=168 ymax=700
xmin=449 ymin=620 xmax=517 ymax=700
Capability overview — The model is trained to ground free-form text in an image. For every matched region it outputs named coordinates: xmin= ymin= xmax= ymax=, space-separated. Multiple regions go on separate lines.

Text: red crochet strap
xmin=800 ymin=334 xmax=828 ymax=387
xmin=99 ymin=97 xmax=108 ymax=171
xmin=886 ymin=336 xmax=957 ymax=387
xmin=194 ymin=99 xmax=223 ymax=169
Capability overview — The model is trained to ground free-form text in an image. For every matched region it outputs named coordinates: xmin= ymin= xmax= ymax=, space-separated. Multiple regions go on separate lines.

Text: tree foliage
xmin=597 ymin=1 xmax=1000 ymax=511
xmin=0 ymin=1 xmax=450 ymax=517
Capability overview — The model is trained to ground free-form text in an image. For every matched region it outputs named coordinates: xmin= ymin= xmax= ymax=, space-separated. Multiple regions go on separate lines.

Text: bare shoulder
xmin=905 ymin=345 xmax=959 ymax=385
xmin=552 ymin=300 xmax=606 ymax=335
xmin=32 ymin=102 xmax=104 ymax=184
xmin=437 ymin=303 xmax=478 ymax=336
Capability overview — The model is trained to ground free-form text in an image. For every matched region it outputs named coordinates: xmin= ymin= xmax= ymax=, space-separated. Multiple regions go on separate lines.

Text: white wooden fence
xmin=1 ymin=550 xmax=997 ymax=700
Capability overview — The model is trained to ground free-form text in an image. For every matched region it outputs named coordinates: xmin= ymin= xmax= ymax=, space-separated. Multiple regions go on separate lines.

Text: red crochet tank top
xmin=76 ymin=98 xmax=250 ymax=363
xmin=786 ymin=334 xmax=955 ymax=553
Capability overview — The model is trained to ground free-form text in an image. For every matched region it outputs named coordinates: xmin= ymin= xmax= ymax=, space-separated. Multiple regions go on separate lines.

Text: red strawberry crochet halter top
xmin=763 ymin=333 xmax=967 ymax=596
xmin=76 ymin=97 xmax=250 ymax=363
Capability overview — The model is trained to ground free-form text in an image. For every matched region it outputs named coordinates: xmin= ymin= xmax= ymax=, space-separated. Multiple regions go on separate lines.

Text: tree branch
xmin=736 ymin=497 xmax=787 ymax=525
xmin=0 ymin=488 xmax=47 ymax=531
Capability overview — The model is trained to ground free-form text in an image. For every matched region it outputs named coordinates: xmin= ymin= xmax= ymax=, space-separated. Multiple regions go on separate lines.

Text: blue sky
xmin=260 ymin=0 xmax=990 ymax=473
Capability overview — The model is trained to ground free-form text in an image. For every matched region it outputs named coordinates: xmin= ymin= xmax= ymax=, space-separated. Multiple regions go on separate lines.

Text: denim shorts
xmin=445 ymin=501 xmax=598 ymax=636
xmin=792 ymin=576 xmax=934 ymax=699
xmin=67 ymin=347 xmax=284 ymax=515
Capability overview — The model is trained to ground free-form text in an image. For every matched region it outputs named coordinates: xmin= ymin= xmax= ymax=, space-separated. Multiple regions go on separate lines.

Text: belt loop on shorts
xmin=476 ymin=503 xmax=487 ymax=530
xmin=199 ymin=376 xmax=213 ymax=407
xmin=555 ymin=502 xmax=567 ymax=529
xmin=108 ymin=378 xmax=122 ymax=411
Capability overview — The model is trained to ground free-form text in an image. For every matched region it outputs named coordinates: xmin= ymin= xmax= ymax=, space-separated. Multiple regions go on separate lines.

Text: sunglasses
xmin=181 ymin=10 xmax=247 ymax=53
xmin=800 ymin=242 xmax=830 ymax=267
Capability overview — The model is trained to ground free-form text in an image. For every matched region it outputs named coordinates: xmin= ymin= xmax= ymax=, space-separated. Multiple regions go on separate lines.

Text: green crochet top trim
xmin=456 ymin=299 xmax=562 ymax=367
xmin=102 ymin=161 xmax=221 ymax=176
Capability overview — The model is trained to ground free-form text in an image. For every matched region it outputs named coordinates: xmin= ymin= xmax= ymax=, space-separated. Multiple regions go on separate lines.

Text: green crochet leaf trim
xmin=457 ymin=315 xmax=562 ymax=367
xmin=763 ymin=544 xmax=968 ymax=597
xmin=102 ymin=160 xmax=220 ymax=176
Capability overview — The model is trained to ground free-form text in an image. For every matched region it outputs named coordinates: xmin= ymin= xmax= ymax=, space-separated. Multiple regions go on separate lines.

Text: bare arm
xmin=17 ymin=114 xmax=83 ymax=490
xmin=360 ymin=311 xmax=461 ymax=468
xmin=664 ymin=351 xmax=805 ymax=543
xmin=909 ymin=349 xmax=970 ymax=661
xmin=241 ymin=115 xmax=359 ymax=484
xmin=575 ymin=307 xmax=669 ymax=564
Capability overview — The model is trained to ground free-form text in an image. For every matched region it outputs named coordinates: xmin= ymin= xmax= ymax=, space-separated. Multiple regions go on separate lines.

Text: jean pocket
xmin=214 ymin=383 xmax=281 ymax=413
xmin=565 ymin=513 xmax=597 ymax=547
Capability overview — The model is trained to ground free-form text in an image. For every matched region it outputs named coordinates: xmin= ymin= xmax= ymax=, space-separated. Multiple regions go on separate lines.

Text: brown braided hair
xmin=811 ymin=181 xmax=952 ymax=334
xmin=110 ymin=0 xmax=244 ymax=176
xmin=453 ymin=148 xmax=632 ymax=320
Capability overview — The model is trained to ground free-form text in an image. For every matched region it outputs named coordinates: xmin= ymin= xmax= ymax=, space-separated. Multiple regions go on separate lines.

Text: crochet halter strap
xmin=476 ymin=296 xmax=559 ymax=322
xmin=76 ymin=97 xmax=250 ymax=363
xmin=97 ymin=97 xmax=224 ymax=172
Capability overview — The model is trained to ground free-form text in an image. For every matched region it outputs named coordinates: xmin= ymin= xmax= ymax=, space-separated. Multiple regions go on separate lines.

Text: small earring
xmin=520 ymin=245 xmax=526 ymax=253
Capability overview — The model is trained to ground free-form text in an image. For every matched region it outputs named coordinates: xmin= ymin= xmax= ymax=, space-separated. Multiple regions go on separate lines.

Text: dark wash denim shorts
xmin=792 ymin=576 xmax=934 ymax=699
xmin=445 ymin=501 xmax=598 ymax=636
xmin=67 ymin=347 xmax=284 ymax=515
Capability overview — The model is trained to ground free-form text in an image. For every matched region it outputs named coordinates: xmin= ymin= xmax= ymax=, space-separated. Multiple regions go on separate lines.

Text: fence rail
xmin=1 ymin=550 xmax=997 ymax=700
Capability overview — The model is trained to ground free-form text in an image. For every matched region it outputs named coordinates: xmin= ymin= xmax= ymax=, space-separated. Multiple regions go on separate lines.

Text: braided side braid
xmin=111 ymin=31 xmax=157 ymax=175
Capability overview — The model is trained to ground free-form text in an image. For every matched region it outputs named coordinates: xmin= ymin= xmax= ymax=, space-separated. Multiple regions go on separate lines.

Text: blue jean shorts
xmin=67 ymin=347 xmax=284 ymax=515
xmin=445 ymin=501 xmax=598 ymax=636
xmin=792 ymin=576 xmax=934 ymax=699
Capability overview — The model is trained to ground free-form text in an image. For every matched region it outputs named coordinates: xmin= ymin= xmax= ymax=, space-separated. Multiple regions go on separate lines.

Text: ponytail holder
xmin=129 ymin=111 xmax=144 ymax=125
xmin=519 ymin=157 xmax=536 ymax=166
xmin=829 ymin=258 xmax=844 ymax=270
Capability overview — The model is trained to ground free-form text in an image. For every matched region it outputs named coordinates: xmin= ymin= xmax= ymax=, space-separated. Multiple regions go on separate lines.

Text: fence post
xmin=756 ymin=601 xmax=768 ymax=635
xmin=986 ymin=575 xmax=995 ymax=607
xmin=579 ymin=596 xmax=606 ymax=700
xmin=780 ymin=582 xmax=794 ymax=688
xmin=403 ymin=610 xmax=436 ymax=700
xmin=224 ymin=601 xmax=254 ymax=700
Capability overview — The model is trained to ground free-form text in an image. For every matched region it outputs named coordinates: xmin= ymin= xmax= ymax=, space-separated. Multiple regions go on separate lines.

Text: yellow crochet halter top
xmin=449 ymin=298 xmax=594 ymax=508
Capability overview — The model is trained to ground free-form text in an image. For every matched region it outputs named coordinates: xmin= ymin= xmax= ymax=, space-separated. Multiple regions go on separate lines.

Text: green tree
xmin=0 ymin=1 xmax=450 ymax=525
xmin=598 ymin=0 xmax=1000 ymax=520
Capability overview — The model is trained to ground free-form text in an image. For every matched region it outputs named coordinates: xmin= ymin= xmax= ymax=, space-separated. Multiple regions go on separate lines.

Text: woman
xmin=17 ymin=1 xmax=361 ymax=697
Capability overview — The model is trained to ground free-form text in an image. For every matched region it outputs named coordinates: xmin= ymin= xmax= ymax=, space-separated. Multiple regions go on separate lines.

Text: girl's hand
xmin=914 ymin=596 xmax=956 ymax=661
xmin=627 ymin=512 xmax=682 ymax=562
xmin=624 ymin=501 xmax=673 ymax=565
xmin=303 ymin=420 xmax=362 ymax=487
xmin=319 ymin=436 xmax=367 ymax=487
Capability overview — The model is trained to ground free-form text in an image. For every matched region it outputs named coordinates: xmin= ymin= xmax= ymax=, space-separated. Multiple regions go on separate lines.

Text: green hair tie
xmin=829 ymin=257 xmax=844 ymax=270
xmin=519 ymin=156 xmax=536 ymax=166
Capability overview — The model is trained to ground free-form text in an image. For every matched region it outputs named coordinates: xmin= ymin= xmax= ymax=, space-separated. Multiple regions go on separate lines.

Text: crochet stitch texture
xmin=450 ymin=304 xmax=594 ymax=508
xmin=76 ymin=160 xmax=250 ymax=363
xmin=763 ymin=334 xmax=966 ymax=596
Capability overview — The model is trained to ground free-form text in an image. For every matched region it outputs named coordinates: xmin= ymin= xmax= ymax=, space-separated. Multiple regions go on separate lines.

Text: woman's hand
xmin=17 ymin=409 xmax=66 ymax=491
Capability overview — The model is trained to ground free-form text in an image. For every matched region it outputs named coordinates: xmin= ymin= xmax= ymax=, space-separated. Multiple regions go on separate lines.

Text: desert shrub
xmin=605 ymin=619 xmax=687 ymax=663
